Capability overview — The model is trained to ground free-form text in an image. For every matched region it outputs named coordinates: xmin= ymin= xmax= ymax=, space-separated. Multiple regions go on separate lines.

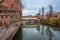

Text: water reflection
xmin=13 ymin=24 xmax=60 ymax=40
xmin=36 ymin=25 xmax=53 ymax=40
xmin=36 ymin=24 xmax=40 ymax=32
xmin=46 ymin=26 xmax=53 ymax=40
xmin=12 ymin=28 xmax=22 ymax=40
xmin=41 ymin=25 xmax=44 ymax=35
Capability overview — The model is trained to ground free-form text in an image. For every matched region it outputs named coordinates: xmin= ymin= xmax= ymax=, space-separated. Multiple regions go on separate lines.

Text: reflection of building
xmin=0 ymin=0 xmax=22 ymax=26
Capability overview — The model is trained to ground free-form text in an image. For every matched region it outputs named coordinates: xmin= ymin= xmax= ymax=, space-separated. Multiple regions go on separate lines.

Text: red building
xmin=0 ymin=0 xmax=22 ymax=26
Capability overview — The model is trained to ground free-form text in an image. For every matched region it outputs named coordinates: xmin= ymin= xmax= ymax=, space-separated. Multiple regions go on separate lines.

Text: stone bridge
xmin=22 ymin=16 xmax=40 ymax=23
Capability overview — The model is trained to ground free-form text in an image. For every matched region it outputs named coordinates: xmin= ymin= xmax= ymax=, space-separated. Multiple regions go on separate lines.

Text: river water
xmin=12 ymin=25 xmax=60 ymax=40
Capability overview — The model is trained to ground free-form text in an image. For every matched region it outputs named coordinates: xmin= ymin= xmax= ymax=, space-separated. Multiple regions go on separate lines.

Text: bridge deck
xmin=22 ymin=16 xmax=38 ymax=20
xmin=22 ymin=18 xmax=38 ymax=20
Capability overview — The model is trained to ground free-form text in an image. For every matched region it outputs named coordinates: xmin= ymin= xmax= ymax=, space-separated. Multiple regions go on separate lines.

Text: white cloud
xmin=23 ymin=10 xmax=36 ymax=13
xmin=22 ymin=9 xmax=38 ymax=16
xmin=22 ymin=0 xmax=60 ymax=16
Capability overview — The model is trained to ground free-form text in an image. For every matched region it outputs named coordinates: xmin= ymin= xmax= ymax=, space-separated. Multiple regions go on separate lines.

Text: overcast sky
xmin=21 ymin=0 xmax=60 ymax=16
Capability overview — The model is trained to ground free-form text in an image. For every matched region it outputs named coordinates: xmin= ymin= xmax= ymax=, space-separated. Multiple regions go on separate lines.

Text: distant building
xmin=45 ymin=12 xmax=60 ymax=19
xmin=53 ymin=12 xmax=60 ymax=18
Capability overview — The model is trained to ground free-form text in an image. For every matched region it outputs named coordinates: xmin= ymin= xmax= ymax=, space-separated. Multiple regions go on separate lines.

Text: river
xmin=12 ymin=24 xmax=60 ymax=40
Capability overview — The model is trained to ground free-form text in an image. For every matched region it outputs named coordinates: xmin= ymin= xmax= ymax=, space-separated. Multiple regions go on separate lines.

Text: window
xmin=0 ymin=10 xmax=2 ymax=13
xmin=1 ymin=16 xmax=3 ymax=18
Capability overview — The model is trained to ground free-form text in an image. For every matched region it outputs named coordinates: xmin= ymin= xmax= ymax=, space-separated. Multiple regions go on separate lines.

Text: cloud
xmin=22 ymin=0 xmax=60 ymax=16
xmin=22 ymin=9 xmax=38 ymax=16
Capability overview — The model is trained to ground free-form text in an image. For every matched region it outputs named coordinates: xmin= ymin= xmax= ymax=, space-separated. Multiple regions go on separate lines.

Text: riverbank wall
xmin=0 ymin=24 xmax=20 ymax=40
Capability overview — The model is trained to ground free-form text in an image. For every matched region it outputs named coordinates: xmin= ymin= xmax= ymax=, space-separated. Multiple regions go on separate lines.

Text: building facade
xmin=0 ymin=0 xmax=22 ymax=26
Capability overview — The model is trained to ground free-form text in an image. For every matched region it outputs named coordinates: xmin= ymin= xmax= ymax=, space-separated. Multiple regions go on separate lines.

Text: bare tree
xmin=42 ymin=7 xmax=44 ymax=19
xmin=49 ymin=5 xmax=53 ymax=19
